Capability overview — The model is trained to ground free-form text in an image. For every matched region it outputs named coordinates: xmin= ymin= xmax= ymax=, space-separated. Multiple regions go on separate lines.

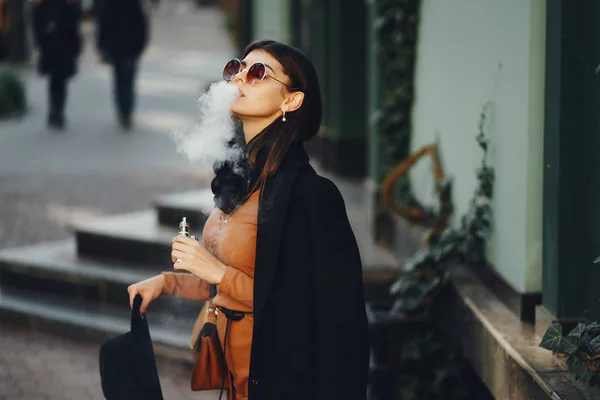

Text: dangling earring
xmin=282 ymin=110 xmax=287 ymax=122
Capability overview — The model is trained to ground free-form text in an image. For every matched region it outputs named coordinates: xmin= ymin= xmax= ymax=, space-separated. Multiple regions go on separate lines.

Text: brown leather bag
xmin=191 ymin=302 xmax=230 ymax=392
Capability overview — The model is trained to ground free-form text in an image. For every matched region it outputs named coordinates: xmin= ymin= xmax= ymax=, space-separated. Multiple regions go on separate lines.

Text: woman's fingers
xmin=170 ymin=235 xmax=216 ymax=280
xmin=127 ymin=285 xmax=138 ymax=309
xmin=127 ymin=284 xmax=146 ymax=315
xmin=171 ymin=249 xmax=186 ymax=263
xmin=171 ymin=239 xmax=196 ymax=262
xmin=139 ymin=296 xmax=152 ymax=315
xmin=171 ymin=240 xmax=191 ymax=250
xmin=172 ymin=235 xmax=195 ymax=245
xmin=171 ymin=239 xmax=210 ymax=262
xmin=173 ymin=260 xmax=191 ymax=273
xmin=171 ymin=240 xmax=187 ymax=262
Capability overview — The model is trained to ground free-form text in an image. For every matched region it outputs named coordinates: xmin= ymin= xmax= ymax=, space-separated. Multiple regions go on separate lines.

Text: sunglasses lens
xmin=247 ymin=63 xmax=266 ymax=84
xmin=223 ymin=59 xmax=241 ymax=81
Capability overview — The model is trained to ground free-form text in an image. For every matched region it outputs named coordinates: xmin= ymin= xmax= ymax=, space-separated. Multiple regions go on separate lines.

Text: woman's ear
xmin=282 ymin=91 xmax=304 ymax=113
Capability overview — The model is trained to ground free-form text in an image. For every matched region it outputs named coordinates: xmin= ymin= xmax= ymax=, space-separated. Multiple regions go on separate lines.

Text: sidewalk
xmin=0 ymin=322 xmax=223 ymax=399
xmin=0 ymin=2 xmax=234 ymax=398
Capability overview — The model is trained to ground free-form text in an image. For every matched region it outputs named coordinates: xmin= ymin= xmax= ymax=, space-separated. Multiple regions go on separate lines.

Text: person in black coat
xmin=32 ymin=0 xmax=82 ymax=129
xmin=128 ymin=40 xmax=370 ymax=399
xmin=96 ymin=0 xmax=148 ymax=130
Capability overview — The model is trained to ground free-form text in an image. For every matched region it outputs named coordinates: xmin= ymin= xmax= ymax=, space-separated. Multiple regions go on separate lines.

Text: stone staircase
xmin=0 ymin=178 xmax=400 ymax=365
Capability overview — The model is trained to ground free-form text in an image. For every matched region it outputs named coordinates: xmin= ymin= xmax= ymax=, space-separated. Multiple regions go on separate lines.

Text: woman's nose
xmin=231 ymin=67 xmax=248 ymax=85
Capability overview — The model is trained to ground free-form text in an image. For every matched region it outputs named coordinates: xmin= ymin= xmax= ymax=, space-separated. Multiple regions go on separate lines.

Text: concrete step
xmin=153 ymin=188 xmax=213 ymax=229
xmin=0 ymin=240 xmax=203 ymax=316
xmin=0 ymin=286 xmax=196 ymax=363
xmin=73 ymin=210 xmax=178 ymax=267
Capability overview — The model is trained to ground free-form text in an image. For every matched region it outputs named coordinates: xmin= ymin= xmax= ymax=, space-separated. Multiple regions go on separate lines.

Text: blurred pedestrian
xmin=96 ymin=0 xmax=148 ymax=130
xmin=32 ymin=0 xmax=82 ymax=129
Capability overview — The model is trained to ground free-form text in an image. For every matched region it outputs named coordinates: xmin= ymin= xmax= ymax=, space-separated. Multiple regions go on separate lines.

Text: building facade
xmin=240 ymin=0 xmax=600 ymax=397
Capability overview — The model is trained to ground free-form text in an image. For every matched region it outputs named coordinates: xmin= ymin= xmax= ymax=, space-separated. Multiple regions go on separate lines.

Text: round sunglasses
xmin=222 ymin=58 xmax=295 ymax=89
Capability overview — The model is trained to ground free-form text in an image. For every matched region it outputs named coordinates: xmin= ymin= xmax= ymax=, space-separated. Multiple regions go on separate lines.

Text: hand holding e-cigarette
xmin=171 ymin=218 xmax=227 ymax=285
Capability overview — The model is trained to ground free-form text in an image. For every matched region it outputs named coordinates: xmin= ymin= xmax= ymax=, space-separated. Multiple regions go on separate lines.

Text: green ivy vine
xmin=390 ymin=103 xmax=495 ymax=315
xmin=370 ymin=104 xmax=496 ymax=400
xmin=373 ymin=0 xmax=421 ymax=185
xmin=540 ymin=322 xmax=600 ymax=386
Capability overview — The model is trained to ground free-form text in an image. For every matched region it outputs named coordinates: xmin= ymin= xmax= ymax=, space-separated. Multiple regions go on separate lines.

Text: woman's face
xmin=229 ymin=50 xmax=293 ymax=120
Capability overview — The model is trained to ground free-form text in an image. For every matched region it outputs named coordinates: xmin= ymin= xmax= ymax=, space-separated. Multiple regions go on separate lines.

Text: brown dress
xmin=162 ymin=191 xmax=259 ymax=400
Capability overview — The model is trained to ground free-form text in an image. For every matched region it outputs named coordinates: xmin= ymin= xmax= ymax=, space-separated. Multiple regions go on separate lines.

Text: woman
xmin=32 ymin=0 xmax=82 ymax=129
xmin=127 ymin=40 xmax=370 ymax=400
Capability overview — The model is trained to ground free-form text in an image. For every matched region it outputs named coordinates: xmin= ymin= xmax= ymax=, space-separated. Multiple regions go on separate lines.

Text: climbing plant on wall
xmin=370 ymin=102 xmax=496 ymax=400
xmin=373 ymin=0 xmax=421 ymax=184
xmin=388 ymin=103 xmax=495 ymax=314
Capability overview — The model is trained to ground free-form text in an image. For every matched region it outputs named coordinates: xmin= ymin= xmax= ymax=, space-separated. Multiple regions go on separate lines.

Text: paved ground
xmin=0 ymin=2 xmax=234 ymax=398
xmin=0 ymin=322 xmax=227 ymax=400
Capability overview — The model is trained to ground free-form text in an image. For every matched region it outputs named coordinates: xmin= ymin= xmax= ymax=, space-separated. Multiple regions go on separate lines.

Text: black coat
xmin=248 ymin=144 xmax=370 ymax=399
xmin=96 ymin=0 xmax=148 ymax=60
xmin=32 ymin=0 xmax=82 ymax=77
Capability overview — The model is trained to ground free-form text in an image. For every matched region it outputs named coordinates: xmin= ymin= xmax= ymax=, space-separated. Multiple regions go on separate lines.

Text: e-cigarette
xmin=176 ymin=217 xmax=190 ymax=264
xmin=178 ymin=217 xmax=190 ymax=237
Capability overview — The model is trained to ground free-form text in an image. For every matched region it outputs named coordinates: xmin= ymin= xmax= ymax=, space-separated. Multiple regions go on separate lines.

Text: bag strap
xmin=203 ymin=298 xmax=227 ymax=400
xmin=219 ymin=317 xmax=232 ymax=400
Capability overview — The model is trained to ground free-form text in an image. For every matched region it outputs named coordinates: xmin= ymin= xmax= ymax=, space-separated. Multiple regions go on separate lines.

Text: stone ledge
xmin=470 ymin=260 xmax=542 ymax=323
xmin=435 ymin=264 xmax=600 ymax=400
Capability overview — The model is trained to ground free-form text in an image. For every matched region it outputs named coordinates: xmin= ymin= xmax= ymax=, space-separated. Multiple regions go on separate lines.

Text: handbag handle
xmin=206 ymin=299 xmax=217 ymax=324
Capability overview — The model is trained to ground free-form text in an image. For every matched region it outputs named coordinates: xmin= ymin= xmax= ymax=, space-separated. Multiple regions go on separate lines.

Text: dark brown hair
xmin=243 ymin=40 xmax=323 ymax=193
xmin=211 ymin=40 xmax=322 ymax=213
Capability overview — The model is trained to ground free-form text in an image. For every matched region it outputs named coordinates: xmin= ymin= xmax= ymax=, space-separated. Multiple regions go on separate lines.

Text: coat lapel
xmin=253 ymin=144 xmax=309 ymax=328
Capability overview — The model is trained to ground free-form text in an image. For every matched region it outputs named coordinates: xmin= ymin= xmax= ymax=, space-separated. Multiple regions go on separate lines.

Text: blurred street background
xmin=0 ymin=1 xmax=234 ymax=398
xmin=2 ymin=0 xmax=597 ymax=398
xmin=0 ymin=0 xmax=232 ymax=249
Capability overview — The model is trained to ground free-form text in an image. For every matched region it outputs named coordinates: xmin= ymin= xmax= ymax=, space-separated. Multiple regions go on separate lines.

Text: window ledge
xmin=436 ymin=264 xmax=600 ymax=400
